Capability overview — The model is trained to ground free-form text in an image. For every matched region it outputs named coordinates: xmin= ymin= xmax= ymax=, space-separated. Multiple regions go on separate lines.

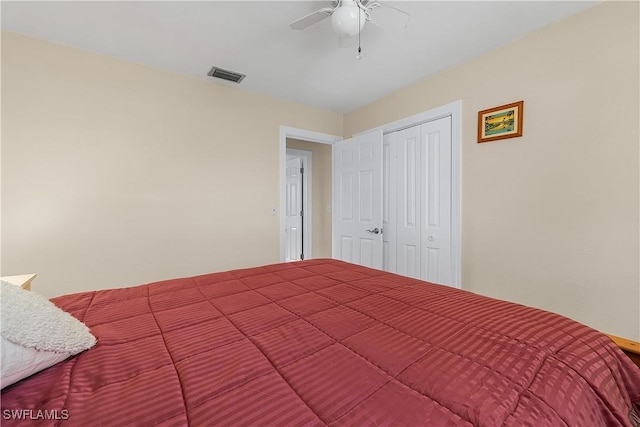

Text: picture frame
xmin=477 ymin=100 xmax=524 ymax=143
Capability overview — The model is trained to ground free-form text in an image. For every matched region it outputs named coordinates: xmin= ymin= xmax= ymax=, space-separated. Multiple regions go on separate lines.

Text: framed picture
xmin=477 ymin=100 xmax=524 ymax=143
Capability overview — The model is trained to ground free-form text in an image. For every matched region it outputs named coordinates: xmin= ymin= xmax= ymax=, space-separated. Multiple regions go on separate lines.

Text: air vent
xmin=207 ymin=66 xmax=246 ymax=84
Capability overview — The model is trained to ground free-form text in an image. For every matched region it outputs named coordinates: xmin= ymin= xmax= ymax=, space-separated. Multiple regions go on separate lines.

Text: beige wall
xmin=1 ymin=32 xmax=342 ymax=298
xmin=286 ymin=139 xmax=333 ymax=258
xmin=345 ymin=1 xmax=640 ymax=339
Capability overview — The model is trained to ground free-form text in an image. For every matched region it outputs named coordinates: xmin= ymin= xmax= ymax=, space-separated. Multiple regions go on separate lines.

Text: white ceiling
xmin=1 ymin=1 xmax=598 ymax=113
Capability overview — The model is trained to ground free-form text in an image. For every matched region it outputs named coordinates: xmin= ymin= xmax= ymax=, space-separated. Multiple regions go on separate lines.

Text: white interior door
xmin=334 ymin=130 xmax=383 ymax=269
xmin=420 ymin=117 xmax=452 ymax=284
xmin=285 ymin=156 xmax=303 ymax=261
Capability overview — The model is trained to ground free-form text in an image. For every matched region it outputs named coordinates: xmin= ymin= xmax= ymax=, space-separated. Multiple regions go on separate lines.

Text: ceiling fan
xmin=289 ymin=0 xmax=410 ymax=39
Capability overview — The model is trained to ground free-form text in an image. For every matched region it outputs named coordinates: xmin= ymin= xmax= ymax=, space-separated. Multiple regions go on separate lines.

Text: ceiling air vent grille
xmin=207 ymin=66 xmax=246 ymax=84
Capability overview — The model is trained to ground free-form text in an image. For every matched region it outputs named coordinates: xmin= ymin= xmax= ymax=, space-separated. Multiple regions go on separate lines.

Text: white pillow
xmin=1 ymin=280 xmax=97 ymax=389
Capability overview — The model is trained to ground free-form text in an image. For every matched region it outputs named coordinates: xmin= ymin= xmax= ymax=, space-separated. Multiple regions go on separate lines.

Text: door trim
xmin=286 ymin=148 xmax=313 ymax=260
xmin=279 ymin=127 xmax=342 ymax=262
xmin=351 ymin=100 xmax=462 ymax=288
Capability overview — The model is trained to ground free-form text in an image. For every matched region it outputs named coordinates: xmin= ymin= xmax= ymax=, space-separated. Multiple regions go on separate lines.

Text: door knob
xmin=366 ymin=228 xmax=380 ymax=234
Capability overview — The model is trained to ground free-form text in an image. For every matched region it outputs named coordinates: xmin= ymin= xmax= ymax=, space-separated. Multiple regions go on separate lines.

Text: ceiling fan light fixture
xmin=331 ymin=2 xmax=365 ymax=38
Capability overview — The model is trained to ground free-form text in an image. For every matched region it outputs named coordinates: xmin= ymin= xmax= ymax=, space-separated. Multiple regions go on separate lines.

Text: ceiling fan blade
xmin=365 ymin=20 xmax=385 ymax=37
xmin=289 ymin=7 xmax=334 ymax=30
xmin=383 ymin=4 xmax=410 ymax=27
xmin=368 ymin=2 xmax=411 ymax=28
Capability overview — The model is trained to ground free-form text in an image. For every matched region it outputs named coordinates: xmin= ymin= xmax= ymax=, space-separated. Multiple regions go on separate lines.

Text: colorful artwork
xmin=478 ymin=101 xmax=524 ymax=143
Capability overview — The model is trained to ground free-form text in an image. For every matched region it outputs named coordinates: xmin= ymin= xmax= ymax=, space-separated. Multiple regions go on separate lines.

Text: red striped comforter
xmin=3 ymin=259 xmax=640 ymax=426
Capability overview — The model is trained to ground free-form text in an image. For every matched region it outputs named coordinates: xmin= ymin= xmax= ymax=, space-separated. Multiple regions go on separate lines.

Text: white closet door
xmin=383 ymin=116 xmax=453 ymax=285
xmin=382 ymin=139 xmax=396 ymax=272
xmin=420 ymin=117 xmax=452 ymax=284
xmin=334 ymin=130 xmax=383 ymax=269
xmin=389 ymin=125 xmax=422 ymax=279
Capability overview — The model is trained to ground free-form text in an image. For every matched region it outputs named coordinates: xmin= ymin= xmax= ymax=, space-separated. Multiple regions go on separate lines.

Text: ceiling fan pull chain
xmin=356 ymin=4 xmax=363 ymax=60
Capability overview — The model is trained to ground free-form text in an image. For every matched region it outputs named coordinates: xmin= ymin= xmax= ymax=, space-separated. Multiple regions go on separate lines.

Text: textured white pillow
xmin=1 ymin=280 xmax=96 ymax=389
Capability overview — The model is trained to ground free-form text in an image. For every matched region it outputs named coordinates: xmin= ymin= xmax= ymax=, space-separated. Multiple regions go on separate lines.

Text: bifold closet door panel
xmin=382 ymin=141 xmax=396 ymax=273
xmin=393 ymin=125 xmax=423 ymax=279
xmin=420 ymin=117 xmax=452 ymax=285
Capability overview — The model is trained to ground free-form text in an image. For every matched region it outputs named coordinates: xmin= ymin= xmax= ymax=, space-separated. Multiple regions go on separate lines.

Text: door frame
xmin=286 ymin=148 xmax=313 ymax=261
xmin=279 ymin=127 xmax=342 ymax=262
xmin=352 ymin=100 xmax=462 ymax=287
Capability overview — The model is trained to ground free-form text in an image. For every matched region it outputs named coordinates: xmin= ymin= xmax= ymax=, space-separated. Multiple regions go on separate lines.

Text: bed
xmin=2 ymin=258 xmax=639 ymax=426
